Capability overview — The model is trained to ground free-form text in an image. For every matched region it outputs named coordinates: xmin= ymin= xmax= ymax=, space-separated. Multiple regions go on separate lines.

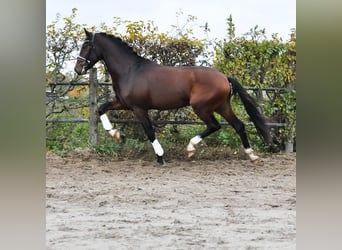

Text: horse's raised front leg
xmin=98 ymin=98 xmax=126 ymax=139
xmin=132 ymin=108 xmax=165 ymax=165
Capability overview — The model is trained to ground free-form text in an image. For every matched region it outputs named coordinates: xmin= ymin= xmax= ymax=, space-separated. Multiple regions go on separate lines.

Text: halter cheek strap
xmin=90 ymin=32 xmax=95 ymax=45
xmin=77 ymin=32 xmax=96 ymax=66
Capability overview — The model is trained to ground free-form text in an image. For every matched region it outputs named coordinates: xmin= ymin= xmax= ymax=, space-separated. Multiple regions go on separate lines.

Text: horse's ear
xmin=84 ymin=28 xmax=91 ymax=39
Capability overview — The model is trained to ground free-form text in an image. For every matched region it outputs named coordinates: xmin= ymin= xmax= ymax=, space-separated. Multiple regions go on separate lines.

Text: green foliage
xmin=99 ymin=16 xmax=206 ymax=67
xmin=214 ymin=16 xmax=296 ymax=146
xmin=215 ymin=22 xmax=296 ymax=88
xmin=46 ymin=123 xmax=89 ymax=155
xmin=46 ymin=8 xmax=85 ymax=82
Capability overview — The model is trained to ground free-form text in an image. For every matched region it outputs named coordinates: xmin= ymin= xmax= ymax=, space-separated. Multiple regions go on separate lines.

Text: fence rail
xmin=46 ymin=118 xmax=285 ymax=127
xmin=46 ymin=68 xmax=288 ymax=146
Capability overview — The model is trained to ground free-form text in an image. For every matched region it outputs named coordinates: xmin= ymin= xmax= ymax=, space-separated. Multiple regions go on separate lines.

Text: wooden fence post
xmin=89 ymin=68 xmax=98 ymax=147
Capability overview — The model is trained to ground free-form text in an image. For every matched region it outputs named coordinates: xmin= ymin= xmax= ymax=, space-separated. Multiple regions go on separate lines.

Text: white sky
xmin=46 ymin=0 xmax=296 ymax=41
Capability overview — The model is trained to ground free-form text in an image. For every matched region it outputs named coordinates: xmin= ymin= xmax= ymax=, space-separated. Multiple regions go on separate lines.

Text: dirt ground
xmin=46 ymin=150 xmax=296 ymax=249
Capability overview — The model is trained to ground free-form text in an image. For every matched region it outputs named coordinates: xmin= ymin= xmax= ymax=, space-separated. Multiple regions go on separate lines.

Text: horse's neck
xmin=102 ymin=55 xmax=128 ymax=77
xmin=100 ymin=45 xmax=135 ymax=102
xmin=101 ymin=46 xmax=137 ymax=81
xmin=98 ymin=37 xmax=146 ymax=100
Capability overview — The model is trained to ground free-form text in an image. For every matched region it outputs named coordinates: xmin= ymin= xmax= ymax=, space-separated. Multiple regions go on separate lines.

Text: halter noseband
xmin=76 ymin=55 xmax=90 ymax=64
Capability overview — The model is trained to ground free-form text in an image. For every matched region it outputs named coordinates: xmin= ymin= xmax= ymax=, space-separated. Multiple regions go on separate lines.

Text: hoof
xmin=188 ymin=151 xmax=195 ymax=158
xmin=109 ymin=129 xmax=120 ymax=140
xmin=113 ymin=130 xmax=120 ymax=140
xmin=244 ymin=148 xmax=259 ymax=164
xmin=251 ymin=159 xmax=259 ymax=165
xmin=156 ymin=155 xmax=165 ymax=165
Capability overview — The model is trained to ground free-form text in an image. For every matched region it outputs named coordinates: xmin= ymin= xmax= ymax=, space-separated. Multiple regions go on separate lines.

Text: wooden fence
xmin=46 ymin=68 xmax=288 ymax=147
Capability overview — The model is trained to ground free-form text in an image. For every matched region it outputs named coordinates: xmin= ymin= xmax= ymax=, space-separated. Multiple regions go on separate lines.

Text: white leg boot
xmin=100 ymin=114 xmax=120 ymax=139
xmin=244 ymin=148 xmax=259 ymax=162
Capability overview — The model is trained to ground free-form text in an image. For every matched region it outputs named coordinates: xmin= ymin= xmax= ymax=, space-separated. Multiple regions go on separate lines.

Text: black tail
xmin=228 ymin=76 xmax=271 ymax=144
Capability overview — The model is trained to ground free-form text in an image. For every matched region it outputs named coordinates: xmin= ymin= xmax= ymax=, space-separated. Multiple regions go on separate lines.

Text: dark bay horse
xmin=74 ymin=29 xmax=271 ymax=165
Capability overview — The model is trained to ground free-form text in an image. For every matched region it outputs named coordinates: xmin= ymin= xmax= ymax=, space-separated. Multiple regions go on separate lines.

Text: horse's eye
xmin=81 ymin=42 xmax=90 ymax=49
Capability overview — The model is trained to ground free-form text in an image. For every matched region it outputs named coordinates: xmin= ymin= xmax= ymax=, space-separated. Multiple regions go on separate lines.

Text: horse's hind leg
xmin=216 ymin=103 xmax=259 ymax=162
xmin=187 ymin=108 xmax=221 ymax=157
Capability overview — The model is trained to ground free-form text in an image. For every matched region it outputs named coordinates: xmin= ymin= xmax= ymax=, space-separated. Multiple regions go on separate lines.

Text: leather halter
xmin=76 ymin=32 xmax=96 ymax=68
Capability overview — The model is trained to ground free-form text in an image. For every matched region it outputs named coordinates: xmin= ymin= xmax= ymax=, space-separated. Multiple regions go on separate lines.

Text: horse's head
xmin=74 ymin=29 xmax=101 ymax=75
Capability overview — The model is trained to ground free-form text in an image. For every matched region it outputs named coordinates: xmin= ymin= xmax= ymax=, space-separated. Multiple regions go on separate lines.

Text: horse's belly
xmin=150 ymin=95 xmax=189 ymax=110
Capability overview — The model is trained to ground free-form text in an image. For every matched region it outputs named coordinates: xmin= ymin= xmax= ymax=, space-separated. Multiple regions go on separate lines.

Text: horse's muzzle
xmin=74 ymin=56 xmax=91 ymax=75
xmin=74 ymin=63 xmax=88 ymax=75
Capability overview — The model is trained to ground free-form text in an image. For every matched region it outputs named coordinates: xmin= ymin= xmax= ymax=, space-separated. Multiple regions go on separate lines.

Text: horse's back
xmin=129 ymin=64 xmax=230 ymax=110
xmin=143 ymin=64 xmax=228 ymax=91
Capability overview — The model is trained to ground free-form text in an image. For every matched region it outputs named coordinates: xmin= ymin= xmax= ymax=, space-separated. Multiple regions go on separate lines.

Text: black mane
xmin=98 ymin=32 xmax=145 ymax=60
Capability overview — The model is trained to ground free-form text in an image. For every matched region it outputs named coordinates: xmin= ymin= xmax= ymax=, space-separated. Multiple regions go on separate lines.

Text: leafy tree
xmin=215 ymin=15 xmax=296 ymax=88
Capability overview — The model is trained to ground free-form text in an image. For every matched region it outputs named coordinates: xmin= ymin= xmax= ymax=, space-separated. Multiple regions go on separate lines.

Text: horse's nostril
xmin=74 ymin=66 xmax=82 ymax=75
